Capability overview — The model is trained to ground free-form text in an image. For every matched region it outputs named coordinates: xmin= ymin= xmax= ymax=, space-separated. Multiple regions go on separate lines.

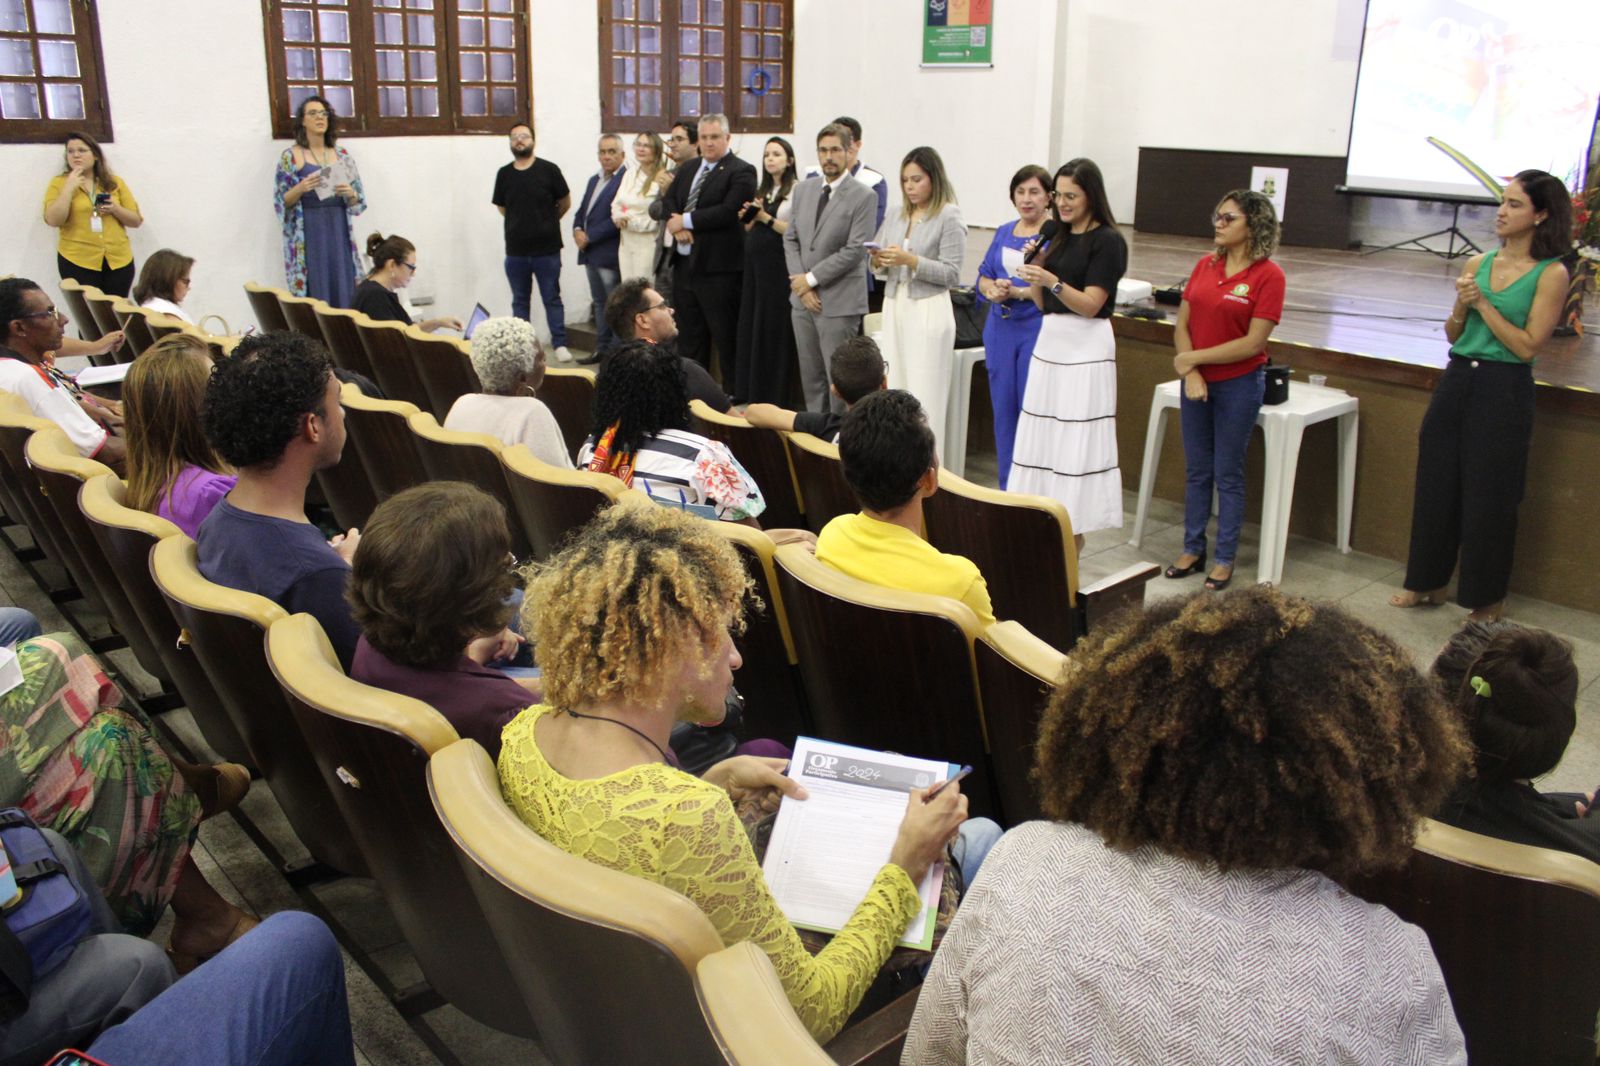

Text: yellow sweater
xmin=816 ymin=511 xmax=998 ymax=628
xmin=44 ymin=175 xmax=139 ymax=270
xmin=497 ymin=705 xmax=920 ymax=1041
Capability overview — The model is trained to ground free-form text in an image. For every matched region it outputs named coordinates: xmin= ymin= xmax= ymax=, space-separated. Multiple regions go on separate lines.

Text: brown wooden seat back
xmin=144 ymin=315 xmax=188 ymax=341
xmin=973 ymin=621 xmax=1065 ymax=826
xmin=0 ymin=403 xmax=75 ymax=573
xmin=150 ymin=535 xmax=367 ymax=875
xmin=277 ymin=292 xmax=324 ymax=342
xmin=498 ymin=444 xmax=626 ymax=560
xmin=78 ymin=475 xmax=249 ymax=763
xmin=339 ymin=383 xmax=427 ymax=502
xmin=57 ymin=279 xmax=101 ymax=349
xmin=243 ymin=282 xmax=292 ymax=334
xmin=313 ymin=436 xmax=378 ymax=531
xmin=705 ymin=522 xmax=810 ymax=746
xmin=407 ymin=413 xmax=530 ymax=558
xmin=312 ymin=304 xmax=377 ymax=382
xmin=405 ymin=327 xmax=480 ymax=419
xmin=428 ymin=738 xmax=726 ymax=1066
xmin=772 ymin=544 xmax=997 ymax=817
xmin=923 ymin=470 xmax=1080 ymax=651
xmin=533 ymin=367 xmax=597 ymax=460
xmin=689 ymin=400 xmax=804 ymax=530
xmin=357 ymin=317 xmax=432 ymax=410
xmin=110 ymin=301 xmax=155 ymax=359
xmin=25 ymin=430 xmax=168 ymax=683
xmin=783 ymin=432 xmax=856 ymax=535
xmin=265 ymin=614 xmax=536 ymax=1037
xmin=1348 ymin=820 xmax=1600 ymax=1066
xmin=83 ymin=287 xmax=123 ymax=338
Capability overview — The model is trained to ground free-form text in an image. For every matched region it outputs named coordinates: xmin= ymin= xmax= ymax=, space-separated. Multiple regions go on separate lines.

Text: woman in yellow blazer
xmin=42 ymin=132 xmax=143 ymax=297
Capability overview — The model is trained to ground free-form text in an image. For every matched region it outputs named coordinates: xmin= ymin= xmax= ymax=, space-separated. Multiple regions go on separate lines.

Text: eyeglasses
xmin=644 ymin=299 xmax=671 ymax=312
xmin=17 ymin=307 xmax=63 ymax=322
xmin=401 ymin=262 xmax=418 ymax=274
xmin=1212 ymin=212 xmax=1242 ymax=225
xmin=302 ymin=109 xmax=331 ymax=119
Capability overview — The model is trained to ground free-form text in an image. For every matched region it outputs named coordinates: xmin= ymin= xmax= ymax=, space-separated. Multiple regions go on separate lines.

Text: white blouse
xmin=139 ymin=297 xmax=195 ymax=325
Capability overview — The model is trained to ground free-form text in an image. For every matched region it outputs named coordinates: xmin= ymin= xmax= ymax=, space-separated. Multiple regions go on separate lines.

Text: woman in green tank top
xmin=1392 ymin=170 xmax=1571 ymax=622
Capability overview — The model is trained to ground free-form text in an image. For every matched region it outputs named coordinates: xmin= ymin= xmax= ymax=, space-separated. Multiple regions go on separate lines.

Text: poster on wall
xmin=1250 ymin=165 xmax=1289 ymax=222
xmin=922 ymin=0 xmax=993 ymax=68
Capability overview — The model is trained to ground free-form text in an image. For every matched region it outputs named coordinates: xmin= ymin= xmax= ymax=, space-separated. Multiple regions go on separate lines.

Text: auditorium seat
xmin=923 ymin=469 xmax=1157 ymax=651
xmin=243 ymin=281 xmax=292 ymax=334
xmin=82 ymin=286 xmax=123 ymax=339
xmin=0 ymin=407 xmax=102 ymax=615
xmin=277 ymin=291 xmax=323 ymax=343
xmin=782 ymin=432 xmax=855 ymax=535
xmin=25 ymin=428 xmax=170 ymax=686
xmin=973 ymin=621 xmax=1065 ymax=826
xmin=498 ymin=443 xmax=629 ymax=560
xmin=357 ymin=317 xmax=432 ymax=411
xmin=1349 ymin=820 xmax=1600 ymax=1066
xmin=150 ymin=535 xmax=368 ymax=877
xmin=404 ymin=326 xmax=479 ymax=420
xmin=314 ymin=427 xmax=379 ymax=532
xmin=142 ymin=311 xmax=189 ymax=343
xmin=78 ymin=474 xmax=250 ymax=763
xmin=110 ymin=300 xmax=155 ymax=359
xmin=406 ymin=412 xmax=531 ymax=559
xmin=264 ymin=613 xmax=537 ymax=1038
xmin=533 ymin=366 xmax=597 ymax=460
xmin=340 ymin=384 xmax=427 ymax=502
xmin=697 ymin=940 xmax=920 ymax=1066
xmin=427 ymin=736 xmax=735 ymax=1066
xmin=771 ymin=543 xmax=997 ymax=818
xmin=704 ymin=521 xmax=810 ymax=746
xmin=689 ymin=400 xmax=805 ymax=530
xmin=313 ymin=304 xmax=379 ymax=382
xmin=57 ymin=279 xmax=101 ymax=352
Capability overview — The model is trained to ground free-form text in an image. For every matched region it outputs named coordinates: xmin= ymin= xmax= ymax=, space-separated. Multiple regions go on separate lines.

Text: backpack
xmin=0 ymin=810 xmax=97 ymax=1022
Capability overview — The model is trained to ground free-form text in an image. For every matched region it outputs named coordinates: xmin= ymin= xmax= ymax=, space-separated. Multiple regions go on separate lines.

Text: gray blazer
xmin=783 ymin=175 xmax=877 ymax=318
xmin=876 ymin=203 xmax=967 ymax=300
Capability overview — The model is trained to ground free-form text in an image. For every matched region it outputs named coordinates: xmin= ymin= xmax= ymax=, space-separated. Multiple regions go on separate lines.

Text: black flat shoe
xmin=1204 ymin=571 xmax=1233 ymax=591
xmin=1164 ymin=552 xmax=1206 ymax=579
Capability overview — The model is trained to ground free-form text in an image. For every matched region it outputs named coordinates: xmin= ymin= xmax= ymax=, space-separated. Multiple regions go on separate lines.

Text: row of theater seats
xmin=31 ymin=284 xmax=1600 ymax=1063
xmin=0 ymin=391 xmax=917 ymax=1063
xmin=59 ymin=276 xmax=237 ymax=363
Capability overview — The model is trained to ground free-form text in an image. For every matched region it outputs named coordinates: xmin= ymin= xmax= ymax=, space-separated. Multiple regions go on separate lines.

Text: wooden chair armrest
xmin=1079 ymin=562 xmax=1159 ymax=631
xmin=823 ymin=985 xmax=922 ymax=1066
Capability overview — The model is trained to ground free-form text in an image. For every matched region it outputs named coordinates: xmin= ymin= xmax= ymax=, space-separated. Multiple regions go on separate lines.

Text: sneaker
xmin=553 ymin=346 xmax=574 ymax=363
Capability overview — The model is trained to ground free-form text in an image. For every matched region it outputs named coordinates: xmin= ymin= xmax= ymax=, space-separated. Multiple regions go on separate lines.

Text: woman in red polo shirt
xmin=1164 ymin=190 xmax=1284 ymax=590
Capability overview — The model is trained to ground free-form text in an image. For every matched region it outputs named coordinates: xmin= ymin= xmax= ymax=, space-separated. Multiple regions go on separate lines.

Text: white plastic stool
xmin=943 ymin=346 xmax=986 ymax=477
xmin=1129 ymin=379 xmax=1358 ymax=585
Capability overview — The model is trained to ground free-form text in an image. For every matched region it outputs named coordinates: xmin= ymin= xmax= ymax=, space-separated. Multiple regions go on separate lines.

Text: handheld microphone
xmin=1024 ymin=219 xmax=1061 ymax=264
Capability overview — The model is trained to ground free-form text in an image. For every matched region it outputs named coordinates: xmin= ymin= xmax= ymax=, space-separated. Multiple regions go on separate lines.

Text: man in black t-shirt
xmin=492 ymin=123 xmax=573 ymax=362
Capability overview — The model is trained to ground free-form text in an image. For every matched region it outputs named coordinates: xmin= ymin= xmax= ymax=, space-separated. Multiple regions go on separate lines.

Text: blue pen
xmin=925 ymin=765 xmax=973 ymax=800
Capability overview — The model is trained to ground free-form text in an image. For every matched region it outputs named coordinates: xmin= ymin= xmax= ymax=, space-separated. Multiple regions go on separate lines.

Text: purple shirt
xmin=350 ymin=636 xmax=532 ymax=759
xmin=157 ymin=466 xmax=238 ymax=540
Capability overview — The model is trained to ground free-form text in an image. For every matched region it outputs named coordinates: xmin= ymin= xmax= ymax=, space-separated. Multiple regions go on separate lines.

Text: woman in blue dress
xmin=273 ymin=96 xmax=366 ymax=306
xmin=974 ymin=165 xmax=1050 ymax=488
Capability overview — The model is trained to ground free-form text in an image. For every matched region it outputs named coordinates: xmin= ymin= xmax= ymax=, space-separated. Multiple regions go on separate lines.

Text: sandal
xmin=1164 ymin=552 xmax=1206 ymax=580
xmin=186 ymin=762 xmax=252 ymax=821
xmin=166 ymin=912 xmax=260 ymax=976
xmin=1204 ymin=567 xmax=1233 ymax=592
xmin=1389 ymin=590 xmax=1445 ymax=609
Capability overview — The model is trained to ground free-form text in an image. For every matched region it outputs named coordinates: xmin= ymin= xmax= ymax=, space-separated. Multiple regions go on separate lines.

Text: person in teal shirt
xmin=1392 ymin=169 xmax=1571 ymax=622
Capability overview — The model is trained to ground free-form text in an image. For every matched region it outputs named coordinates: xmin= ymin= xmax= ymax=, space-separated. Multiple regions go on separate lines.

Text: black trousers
xmin=1403 ymin=357 xmax=1534 ymax=608
xmin=57 ymin=253 xmax=134 ymax=300
xmin=673 ymin=259 xmax=740 ymax=386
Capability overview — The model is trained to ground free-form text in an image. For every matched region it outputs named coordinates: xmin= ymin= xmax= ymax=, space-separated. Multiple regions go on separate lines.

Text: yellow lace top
xmin=497 ymin=705 xmax=921 ymax=1041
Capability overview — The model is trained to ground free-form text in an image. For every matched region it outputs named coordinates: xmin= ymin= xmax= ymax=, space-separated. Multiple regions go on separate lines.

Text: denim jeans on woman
xmin=1180 ymin=368 xmax=1264 ymax=567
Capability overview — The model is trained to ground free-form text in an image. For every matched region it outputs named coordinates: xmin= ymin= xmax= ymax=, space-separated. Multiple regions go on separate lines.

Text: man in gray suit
xmin=785 ymin=123 xmax=877 ymax=414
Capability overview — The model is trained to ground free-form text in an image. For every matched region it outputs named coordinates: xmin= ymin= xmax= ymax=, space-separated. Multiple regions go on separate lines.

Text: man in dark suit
xmin=573 ymin=134 xmax=626 ymax=358
xmin=657 ymin=113 xmax=756 ymax=384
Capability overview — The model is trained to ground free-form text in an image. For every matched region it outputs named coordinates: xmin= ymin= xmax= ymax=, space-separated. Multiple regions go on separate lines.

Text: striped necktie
xmin=686 ymin=162 xmax=713 ymax=212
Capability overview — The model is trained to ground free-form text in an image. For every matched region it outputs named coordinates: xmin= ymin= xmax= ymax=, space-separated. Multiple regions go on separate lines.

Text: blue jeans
xmin=951 ymin=817 xmax=1003 ymax=891
xmin=585 ymin=262 xmax=621 ymax=354
xmin=0 ymin=608 xmax=41 ymax=648
xmin=1180 ymin=368 xmax=1264 ymax=567
xmin=982 ymin=310 xmax=1042 ymax=490
xmin=505 ymin=253 xmax=566 ymax=347
xmin=87 ymin=911 xmax=354 ymax=1066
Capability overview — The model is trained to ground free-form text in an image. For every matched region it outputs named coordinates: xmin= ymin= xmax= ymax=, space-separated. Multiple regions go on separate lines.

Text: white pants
xmin=882 ymin=286 xmax=956 ymax=461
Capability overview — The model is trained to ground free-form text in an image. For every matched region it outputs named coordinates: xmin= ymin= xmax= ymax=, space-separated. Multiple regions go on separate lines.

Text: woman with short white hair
xmin=443 ymin=315 xmax=572 ymax=468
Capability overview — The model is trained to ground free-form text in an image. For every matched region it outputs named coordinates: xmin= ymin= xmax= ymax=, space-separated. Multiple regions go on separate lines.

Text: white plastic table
xmin=1129 ymin=379 xmax=1359 ymax=585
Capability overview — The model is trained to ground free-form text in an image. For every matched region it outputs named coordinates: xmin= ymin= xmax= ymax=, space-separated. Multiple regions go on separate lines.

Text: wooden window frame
xmin=261 ymin=0 xmax=532 ymax=139
xmin=0 ymin=0 xmax=114 ymax=144
xmin=598 ymin=0 xmax=792 ymax=136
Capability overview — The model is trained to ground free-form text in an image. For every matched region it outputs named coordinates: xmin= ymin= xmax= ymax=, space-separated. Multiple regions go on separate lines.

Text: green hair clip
xmin=1470 ymin=675 xmax=1493 ymax=698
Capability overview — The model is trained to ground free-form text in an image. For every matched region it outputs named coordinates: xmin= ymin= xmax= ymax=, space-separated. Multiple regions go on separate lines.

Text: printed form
xmin=761 ymin=736 xmax=954 ymax=950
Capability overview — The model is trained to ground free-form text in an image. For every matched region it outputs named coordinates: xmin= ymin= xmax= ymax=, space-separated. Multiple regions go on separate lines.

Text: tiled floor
xmin=6 ymin=443 xmax=1598 ymax=1064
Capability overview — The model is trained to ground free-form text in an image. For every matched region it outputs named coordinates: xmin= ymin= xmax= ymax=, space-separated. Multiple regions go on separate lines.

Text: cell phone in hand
xmin=863 ymin=241 xmax=883 ymax=251
xmin=94 ymin=193 xmax=111 ymax=207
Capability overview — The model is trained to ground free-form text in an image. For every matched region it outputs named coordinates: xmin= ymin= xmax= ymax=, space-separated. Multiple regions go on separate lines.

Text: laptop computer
xmin=462 ymin=302 xmax=491 ymax=341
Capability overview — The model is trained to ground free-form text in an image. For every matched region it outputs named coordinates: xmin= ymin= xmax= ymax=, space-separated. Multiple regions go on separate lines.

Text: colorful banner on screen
xmin=923 ymin=0 xmax=992 ymax=67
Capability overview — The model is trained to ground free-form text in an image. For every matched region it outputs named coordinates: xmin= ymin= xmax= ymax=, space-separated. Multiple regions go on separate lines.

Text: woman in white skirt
xmin=872 ymin=147 xmax=966 ymax=460
xmin=1013 ymin=158 xmax=1128 ymax=548
xmin=611 ymin=131 xmax=670 ymax=282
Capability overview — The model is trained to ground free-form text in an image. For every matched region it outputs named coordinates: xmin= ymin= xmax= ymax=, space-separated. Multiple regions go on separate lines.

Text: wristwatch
xmin=1050 ymin=281 xmax=1064 ymax=297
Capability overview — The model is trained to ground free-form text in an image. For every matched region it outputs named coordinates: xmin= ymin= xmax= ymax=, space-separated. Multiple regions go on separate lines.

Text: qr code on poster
xmin=970 ymin=27 xmax=987 ymax=46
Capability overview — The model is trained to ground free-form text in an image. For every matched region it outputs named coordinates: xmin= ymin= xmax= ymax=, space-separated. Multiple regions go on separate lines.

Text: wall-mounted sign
xmin=922 ymin=0 xmax=992 ymax=68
